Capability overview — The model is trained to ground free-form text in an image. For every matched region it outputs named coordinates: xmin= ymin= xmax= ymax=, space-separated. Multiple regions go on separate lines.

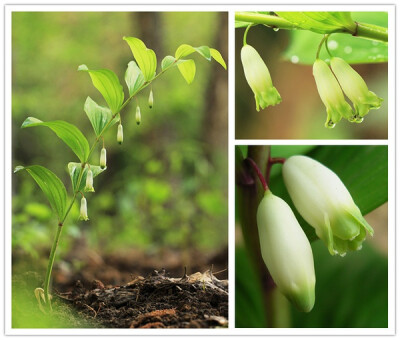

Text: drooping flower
xmin=313 ymin=58 xmax=354 ymax=127
xmin=136 ymin=105 xmax=141 ymax=125
xmin=330 ymin=57 xmax=383 ymax=121
xmin=282 ymin=155 xmax=374 ymax=256
xmin=100 ymin=147 xmax=107 ymax=169
xmin=257 ymin=190 xmax=316 ymax=312
xmin=84 ymin=169 xmax=95 ymax=192
xmin=117 ymin=123 xmax=123 ymax=145
xmin=79 ymin=197 xmax=89 ymax=221
xmin=148 ymin=90 xmax=154 ymax=109
xmin=241 ymin=44 xmax=281 ymax=111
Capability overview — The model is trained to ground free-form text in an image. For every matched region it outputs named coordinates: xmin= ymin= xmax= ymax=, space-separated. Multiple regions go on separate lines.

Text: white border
xmin=3 ymin=1 xmax=396 ymax=337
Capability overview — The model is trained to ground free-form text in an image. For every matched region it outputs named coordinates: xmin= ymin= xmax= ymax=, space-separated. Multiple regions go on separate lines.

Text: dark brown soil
xmin=56 ymin=269 xmax=228 ymax=328
xmin=12 ymin=247 xmax=228 ymax=328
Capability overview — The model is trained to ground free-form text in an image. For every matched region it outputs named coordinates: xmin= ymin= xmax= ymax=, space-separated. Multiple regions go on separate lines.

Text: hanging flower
xmin=79 ymin=197 xmax=89 ymax=221
xmin=330 ymin=57 xmax=383 ymax=121
xmin=257 ymin=190 xmax=316 ymax=312
xmin=84 ymin=169 xmax=95 ymax=192
xmin=282 ymin=155 xmax=374 ymax=256
xmin=241 ymin=44 xmax=281 ymax=111
xmin=148 ymin=89 xmax=154 ymax=109
xmin=136 ymin=105 xmax=141 ymax=125
xmin=100 ymin=147 xmax=107 ymax=169
xmin=117 ymin=123 xmax=123 ymax=145
xmin=313 ymin=58 xmax=354 ymax=127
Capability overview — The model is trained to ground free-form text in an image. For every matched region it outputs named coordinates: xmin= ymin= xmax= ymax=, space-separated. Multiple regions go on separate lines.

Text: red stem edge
xmin=245 ymin=158 xmax=268 ymax=191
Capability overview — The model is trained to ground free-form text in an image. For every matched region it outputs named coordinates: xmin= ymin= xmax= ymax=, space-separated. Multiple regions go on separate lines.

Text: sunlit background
xmin=12 ymin=12 xmax=228 ymax=292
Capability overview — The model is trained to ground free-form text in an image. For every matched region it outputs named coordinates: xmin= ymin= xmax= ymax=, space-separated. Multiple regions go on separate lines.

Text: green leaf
xmin=175 ymin=44 xmax=211 ymax=61
xmin=276 ymin=12 xmax=356 ymax=34
xmin=124 ymin=61 xmax=145 ymax=96
xmin=269 ymin=145 xmax=388 ymax=241
xmin=282 ymin=12 xmax=388 ymax=64
xmin=161 ymin=55 xmax=177 ymax=71
xmin=68 ymin=162 xmax=107 ymax=193
xmin=14 ymin=165 xmax=67 ymax=222
xmin=123 ymin=37 xmax=157 ymax=82
xmin=84 ymin=97 xmax=119 ymax=137
xmin=235 ymin=246 xmax=267 ymax=328
xmin=177 ymin=59 xmax=196 ymax=84
xmin=78 ymin=65 xmax=124 ymax=114
xmin=21 ymin=117 xmax=90 ymax=163
xmin=210 ymin=48 xmax=227 ymax=69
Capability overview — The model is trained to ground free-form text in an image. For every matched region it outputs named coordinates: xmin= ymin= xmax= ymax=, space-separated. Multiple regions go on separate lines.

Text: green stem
xmin=236 ymin=12 xmax=296 ymax=30
xmin=243 ymin=24 xmax=253 ymax=46
xmin=235 ymin=12 xmax=388 ymax=43
xmin=43 ymin=222 xmax=63 ymax=309
xmin=42 ymin=62 xmax=177 ymax=309
xmin=316 ymin=35 xmax=329 ymax=59
xmin=356 ymin=22 xmax=388 ymax=43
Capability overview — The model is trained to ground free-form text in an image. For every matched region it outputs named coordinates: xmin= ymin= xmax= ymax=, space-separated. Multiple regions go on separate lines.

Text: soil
xmin=12 ymin=247 xmax=228 ymax=328
xmin=57 ymin=269 xmax=228 ymax=328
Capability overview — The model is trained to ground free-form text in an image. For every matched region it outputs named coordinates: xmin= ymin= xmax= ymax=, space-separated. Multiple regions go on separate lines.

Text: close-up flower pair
xmin=256 ymin=155 xmax=373 ymax=313
xmin=313 ymin=57 xmax=383 ymax=128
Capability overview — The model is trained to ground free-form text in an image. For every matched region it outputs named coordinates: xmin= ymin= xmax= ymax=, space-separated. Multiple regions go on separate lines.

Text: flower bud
xmin=241 ymin=44 xmax=281 ymax=111
xmin=136 ymin=105 xmax=141 ymax=125
xmin=79 ymin=197 xmax=89 ymax=221
xmin=100 ymin=147 xmax=107 ymax=169
xmin=257 ymin=190 xmax=315 ymax=313
xmin=84 ymin=169 xmax=95 ymax=192
xmin=117 ymin=123 xmax=123 ymax=145
xmin=148 ymin=90 xmax=154 ymax=109
xmin=313 ymin=59 xmax=354 ymax=128
xmin=282 ymin=155 xmax=374 ymax=256
xmin=330 ymin=57 xmax=383 ymax=120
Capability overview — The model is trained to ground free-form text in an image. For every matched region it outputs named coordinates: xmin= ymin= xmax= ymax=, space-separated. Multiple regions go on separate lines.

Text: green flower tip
xmin=241 ymin=44 xmax=281 ymax=111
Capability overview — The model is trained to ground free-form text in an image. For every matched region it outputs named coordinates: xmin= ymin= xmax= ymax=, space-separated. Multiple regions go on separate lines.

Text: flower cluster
xmin=313 ymin=57 xmax=383 ymax=128
xmin=255 ymin=155 xmax=373 ymax=312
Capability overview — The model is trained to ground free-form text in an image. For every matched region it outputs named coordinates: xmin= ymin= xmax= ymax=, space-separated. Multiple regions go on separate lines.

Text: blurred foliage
xmin=12 ymin=12 xmax=227 ymax=265
xmin=236 ymin=241 xmax=388 ymax=328
xmin=235 ymin=12 xmax=388 ymax=139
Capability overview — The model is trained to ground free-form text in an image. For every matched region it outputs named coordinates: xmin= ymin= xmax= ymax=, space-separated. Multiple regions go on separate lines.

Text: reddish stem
xmin=245 ymin=158 xmax=268 ymax=191
xmin=266 ymin=157 xmax=286 ymax=184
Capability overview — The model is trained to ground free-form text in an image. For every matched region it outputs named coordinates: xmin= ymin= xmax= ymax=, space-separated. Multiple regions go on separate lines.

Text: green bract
xmin=257 ymin=190 xmax=315 ymax=313
xmin=241 ymin=44 xmax=281 ymax=111
xmin=330 ymin=57 xmax=383 ymax=120
xmin=282 ymin=155 xmax=374 ymax=256
xmin=312 ymin=59 xmax=354 ymax=127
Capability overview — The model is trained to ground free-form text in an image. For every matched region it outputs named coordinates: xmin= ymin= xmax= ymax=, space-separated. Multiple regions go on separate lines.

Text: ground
xmin=12 ymin=247 xmax=228 ymax=328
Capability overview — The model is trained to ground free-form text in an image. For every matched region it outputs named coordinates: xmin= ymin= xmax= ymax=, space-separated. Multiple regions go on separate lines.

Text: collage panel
xmin=235 ymin=145 xmax=388 ymax=328
xmin=11 ymin=11 xmax=228 ymax=329
xmin=235 ymin=11 xmax=388 ymax=139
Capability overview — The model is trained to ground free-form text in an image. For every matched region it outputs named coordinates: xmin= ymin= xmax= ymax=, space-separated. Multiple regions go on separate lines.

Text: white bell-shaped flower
xmin=257 ymin=190 xmax=316 ymax=312
xmin=241 ymin=44 xmax=281 ymax=111
xmin=282 ymin=155 xmax=374 ymax=256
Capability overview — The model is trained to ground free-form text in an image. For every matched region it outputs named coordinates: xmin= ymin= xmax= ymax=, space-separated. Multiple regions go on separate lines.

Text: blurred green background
xmin=235 ymin=12 xmax=388 ymax=139
xmin=12 ymin=12 xmax=228 ymax=280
